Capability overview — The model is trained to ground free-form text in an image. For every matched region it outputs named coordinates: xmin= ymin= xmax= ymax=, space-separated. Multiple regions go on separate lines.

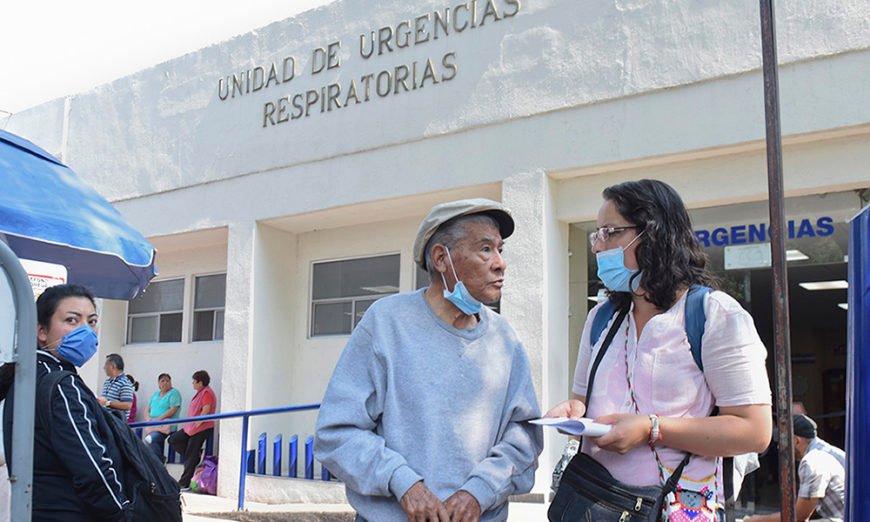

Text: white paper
xmin=529 ymin=417 xmax=612 ymax=437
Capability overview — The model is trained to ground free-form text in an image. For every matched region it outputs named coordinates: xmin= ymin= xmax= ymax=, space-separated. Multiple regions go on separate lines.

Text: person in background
xmin=98 ymin=353 xmax=134 ymax=421
xmin=2 ymin=284 xmax=129 ymax=520
xmin=143 ymin=373 xmax=182 ymax=461
xmin=168 ymin=370 xmax=216 ymax=490
xmin=125 ymin=374 xmax=139 ymax=424
xmin=745 ymin=414 xmax=845 ymax=522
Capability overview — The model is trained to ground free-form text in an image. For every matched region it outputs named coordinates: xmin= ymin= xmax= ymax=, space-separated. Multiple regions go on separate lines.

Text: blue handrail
xmin=130 ymin=403 xmax=320 ymax=510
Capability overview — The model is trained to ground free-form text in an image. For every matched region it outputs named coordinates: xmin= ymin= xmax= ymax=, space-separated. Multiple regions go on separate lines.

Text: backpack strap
xmin=685 ymin=285 xmax=711 ymax=371
xmin=685 ymin=285 xmax=739 ymax=503
xmin=589 ymin=298 xmax=616 ymax=347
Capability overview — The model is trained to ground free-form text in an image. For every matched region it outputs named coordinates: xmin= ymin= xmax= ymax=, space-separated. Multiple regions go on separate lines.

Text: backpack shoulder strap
xmin=685 ymin=285 xmax=740 ymax=502
xmin=685 ymin=285 xmax=712 ymax=371
xmin=590 ymin=299 xmax=616 ymax=347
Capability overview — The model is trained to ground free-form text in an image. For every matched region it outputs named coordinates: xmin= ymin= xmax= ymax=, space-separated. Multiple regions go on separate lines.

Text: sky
xmin=0 ymin=0 xmax=333 ymax=115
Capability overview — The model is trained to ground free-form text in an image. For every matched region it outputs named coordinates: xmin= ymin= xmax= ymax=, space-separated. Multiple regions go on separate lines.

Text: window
xmin=127 ymin=279 xmax=184 ymax=343
xmin=193 ymin=274 xmax=226 ymax=342
xmin=310 ymin=254 xmax=400 ymax=336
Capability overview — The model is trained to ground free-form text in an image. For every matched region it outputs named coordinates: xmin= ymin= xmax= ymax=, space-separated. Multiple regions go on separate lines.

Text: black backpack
xmin=37 ymin=370 xmax=182 ymax=522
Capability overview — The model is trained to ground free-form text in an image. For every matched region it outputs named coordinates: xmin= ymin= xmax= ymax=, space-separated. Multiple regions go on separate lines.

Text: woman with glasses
xmin=546 ymin=179 xmax=772 ymax=521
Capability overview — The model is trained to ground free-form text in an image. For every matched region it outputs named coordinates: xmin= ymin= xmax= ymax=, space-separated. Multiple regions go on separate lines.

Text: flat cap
xmin=413 ymin=198 xmax=514 ymax=268
xmin=793 ymin=414 xmax=818 ymax=439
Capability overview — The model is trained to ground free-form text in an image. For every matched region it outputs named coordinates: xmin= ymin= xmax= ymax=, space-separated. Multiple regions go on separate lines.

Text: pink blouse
xmin=573 ymin=290 xmax=771 ymax=500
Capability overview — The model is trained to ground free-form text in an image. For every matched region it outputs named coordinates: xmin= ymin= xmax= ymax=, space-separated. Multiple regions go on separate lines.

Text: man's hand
xmin=400 ymin=481 xmax=450 ymax=522
xmin=591 ymin=413 xmax=650 ymax=454
xmin=543 ymin=399 xmax=586 ymax=419
xmin=97 ymin=396 xmax=107 ymax=406
xmin=445 ymin=490 xmax=480 ymax=522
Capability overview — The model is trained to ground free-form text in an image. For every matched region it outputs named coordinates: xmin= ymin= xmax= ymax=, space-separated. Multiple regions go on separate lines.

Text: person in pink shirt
xmin=168 ymin=370 xmax=216 ymax=489
xmin=125 ymin=374 xmax=139 ymax=424
xmin=546 ymin=179 xmax=773 ymax=521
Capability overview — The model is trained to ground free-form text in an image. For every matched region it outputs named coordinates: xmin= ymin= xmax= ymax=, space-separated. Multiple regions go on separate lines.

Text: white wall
xmin=4 ymin=0 xmax=869 ymax=211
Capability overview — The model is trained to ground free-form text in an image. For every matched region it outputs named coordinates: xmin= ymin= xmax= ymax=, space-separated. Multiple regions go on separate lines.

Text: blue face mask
xmin=596 ymin=231 xmax=644 ymax=293
xmin=48 ymin=325 xmax=99 ymax=367
xmin=440 ymin=247 xmax=483 ymax=315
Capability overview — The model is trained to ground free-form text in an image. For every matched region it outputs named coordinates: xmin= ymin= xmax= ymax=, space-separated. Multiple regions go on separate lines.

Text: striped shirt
xmin=102 ymin=373 xmax=134 ymax=421
xmin=798 ymin=438 xmax=845 ymax=521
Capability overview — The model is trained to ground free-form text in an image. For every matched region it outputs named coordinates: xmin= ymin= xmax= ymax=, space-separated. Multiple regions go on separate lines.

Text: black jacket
xmin=3 ymin=350 xmax=129 ymax=521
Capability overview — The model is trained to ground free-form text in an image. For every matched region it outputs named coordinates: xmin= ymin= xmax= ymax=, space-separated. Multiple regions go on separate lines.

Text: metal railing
xmin=131 ymin=403 xmax=320 ymax=510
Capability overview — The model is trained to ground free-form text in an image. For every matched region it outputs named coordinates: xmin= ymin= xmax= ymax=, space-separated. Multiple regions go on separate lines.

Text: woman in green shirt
xmin=144 ymin=373 xmax=182 ymax=462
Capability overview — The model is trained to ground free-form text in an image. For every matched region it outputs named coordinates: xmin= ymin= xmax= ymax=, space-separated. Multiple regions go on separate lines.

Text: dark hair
xmin=36 ymin=284 xmax=96 ymax=329
xmin=105 ymin=353 xmax=125 ymax=371
xmin=602 ymin=179 xmax=718 ymax=310
xmin=158 ymin=373 xmax=172 ymax=381
xmin=192 ymin=370 xmax=210 ymax=387
xmin=126 ymin=374 xmax=139 ymax=391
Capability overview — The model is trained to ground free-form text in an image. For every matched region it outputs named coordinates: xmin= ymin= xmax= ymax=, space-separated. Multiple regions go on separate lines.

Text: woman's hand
xmin=544 ymin=399 xmax=586 ymax=419
xmin=591 ymin=413 xmax=650 ymax=454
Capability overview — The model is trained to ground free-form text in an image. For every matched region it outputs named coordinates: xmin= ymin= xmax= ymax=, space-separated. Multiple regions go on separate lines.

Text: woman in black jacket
xmin=3 ymin=284 xmax=128 ymax=521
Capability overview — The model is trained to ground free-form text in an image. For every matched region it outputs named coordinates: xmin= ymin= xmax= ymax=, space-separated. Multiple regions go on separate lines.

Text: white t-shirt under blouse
xmin=572 ymin=290 xmax=772 ymax=499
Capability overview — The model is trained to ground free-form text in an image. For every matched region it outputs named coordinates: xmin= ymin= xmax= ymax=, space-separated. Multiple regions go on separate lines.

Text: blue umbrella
xmin=0 ymin=129 xmax=157 ymax=521
xmin=0 ymin=129 xmax=157 ymax=300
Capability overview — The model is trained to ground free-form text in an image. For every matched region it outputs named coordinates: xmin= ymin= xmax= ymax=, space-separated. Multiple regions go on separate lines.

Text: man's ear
xmin=430 ymin=244 xmax=449 ymax=274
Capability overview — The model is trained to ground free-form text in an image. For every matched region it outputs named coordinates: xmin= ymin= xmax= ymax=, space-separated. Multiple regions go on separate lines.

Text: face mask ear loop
xmin=624 ymin=229 xmax=645 ymax=250
xmin=442 ymin=247 xmax=462 ymax=290
xmin=42 ymin=336 xmax=62 ymax=351
xmin=439 ymin=270 xmax=451 ymax=292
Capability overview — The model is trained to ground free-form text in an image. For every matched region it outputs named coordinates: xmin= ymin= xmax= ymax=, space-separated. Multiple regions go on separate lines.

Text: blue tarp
xmin=0 ymin=129 xmax=157 ymax=299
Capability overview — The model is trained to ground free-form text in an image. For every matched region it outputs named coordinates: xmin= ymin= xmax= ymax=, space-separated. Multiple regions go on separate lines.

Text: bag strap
xmin=581 ymin=306 xmax=629 ymax=452
xmin=577 ymin=300 xmax=628 ymax=453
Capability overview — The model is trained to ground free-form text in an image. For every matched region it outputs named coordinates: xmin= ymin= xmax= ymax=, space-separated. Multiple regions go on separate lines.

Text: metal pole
xmin=758 ymin=1 xmax=796 ymax=520
xmin=237 ymin=415 xmax=249 ymax=511
xmin=0 ymin=240 xmax=36 ymax=522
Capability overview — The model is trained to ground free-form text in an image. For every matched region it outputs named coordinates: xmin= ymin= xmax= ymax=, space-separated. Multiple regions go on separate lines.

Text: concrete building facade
xmin=3 ymin=0 xmax=868 ymax=504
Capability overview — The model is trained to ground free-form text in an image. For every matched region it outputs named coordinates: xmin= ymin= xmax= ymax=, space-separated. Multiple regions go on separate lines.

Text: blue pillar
xmin=846 ymin=205 xmax=870 ymax=519
xmin=288 ymin=435 xmax=298 ymax=478
xmin=257 ymin=433 xmax=267 ymax=475
xmin=168 ymin=446 xmax=177 ymax=464
xmin=321 ymin=465 xmax=332 ymax=481
xmin=273 ymin=434 xmax=283 ymax=477
xmin=238 ymin=416 xmax=250 ymax=511
xmin=305 ymin=436 xmax=314 ymax=480
xmin=205 ymin=431 xmax=214 ymax=456
xmin=135 ymin=427 xmax=143 ymax=439
xmin=246 ymin=450 xmax=255 ymax=475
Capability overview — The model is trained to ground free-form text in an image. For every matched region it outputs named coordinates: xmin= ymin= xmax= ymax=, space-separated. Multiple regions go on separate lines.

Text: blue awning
xmin=0 ymin=129 xmax=157 ymax=300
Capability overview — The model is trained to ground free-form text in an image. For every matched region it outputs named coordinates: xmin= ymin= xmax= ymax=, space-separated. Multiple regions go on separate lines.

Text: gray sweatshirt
xmin=314 ymin=289 xmax=543 ymax=521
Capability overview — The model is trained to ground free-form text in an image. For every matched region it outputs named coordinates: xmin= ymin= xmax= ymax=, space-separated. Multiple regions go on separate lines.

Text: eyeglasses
xmin=589 ymin=225 xmax=640 ymax=247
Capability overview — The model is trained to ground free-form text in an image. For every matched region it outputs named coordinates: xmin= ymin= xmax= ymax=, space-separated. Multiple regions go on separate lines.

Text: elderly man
xmin=98 ymin=352 xmax=134 ymax=421
xmin=315 ymin=198 xmax=543 ymax=522
xmin=746 ymin=414 xmax=845 ymax=522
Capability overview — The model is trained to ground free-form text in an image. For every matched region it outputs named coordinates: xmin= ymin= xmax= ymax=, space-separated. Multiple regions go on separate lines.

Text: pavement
xmin=180 ymin=491 xmax=550 ymax=521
